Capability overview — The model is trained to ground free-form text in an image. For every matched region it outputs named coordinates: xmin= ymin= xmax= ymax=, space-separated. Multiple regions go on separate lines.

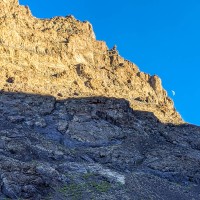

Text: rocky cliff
xmin=0 ymin=0 xmax=182 ymax=124
xmin=1 ymin=1 xmax=200 ymax=200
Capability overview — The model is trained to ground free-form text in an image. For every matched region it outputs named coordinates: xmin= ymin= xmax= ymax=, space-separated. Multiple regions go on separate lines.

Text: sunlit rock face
xmin=1 ymin=0 xmax=18 ymax=7
xmin=1 ymin=1 xmax=200 ymax=200
xmin=0 ymin=0 xmax=183 ymax=124
xmin=1 ymin=0 xmax=17 ymax=4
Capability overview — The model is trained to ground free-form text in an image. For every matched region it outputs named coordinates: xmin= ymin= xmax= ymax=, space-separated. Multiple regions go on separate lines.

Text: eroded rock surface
xmin=0 ymin=0 xmax=182 ymax=124
xmin=0 ymin=1 xmax=200 ymax=200
xmin=0 ymin=92 xmax=199 ymax=199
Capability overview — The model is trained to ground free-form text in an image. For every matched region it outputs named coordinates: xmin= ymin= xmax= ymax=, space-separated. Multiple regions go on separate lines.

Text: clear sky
xmin=19 ymin=0 xmax=200 ymax=125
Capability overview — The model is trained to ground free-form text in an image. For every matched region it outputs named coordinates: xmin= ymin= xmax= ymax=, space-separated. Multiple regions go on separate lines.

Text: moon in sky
xmin=172 ymin=90 xmax=176 ymax=96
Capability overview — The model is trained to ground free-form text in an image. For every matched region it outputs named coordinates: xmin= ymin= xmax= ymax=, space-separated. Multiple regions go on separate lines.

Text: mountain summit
xmin=0 ymin=0 xmax=182 ymax=124
xmin=1 ymin=1 xmax=200 ymax=200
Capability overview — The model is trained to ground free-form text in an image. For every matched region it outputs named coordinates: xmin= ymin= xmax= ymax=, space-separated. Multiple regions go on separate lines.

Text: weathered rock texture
xmin=0 ymin=0 xmax=182 ymax=124
xmin=0 ymin=92 xmax=200 ymax=200
xmin=1 ymin=1 xmax=200 ymax=200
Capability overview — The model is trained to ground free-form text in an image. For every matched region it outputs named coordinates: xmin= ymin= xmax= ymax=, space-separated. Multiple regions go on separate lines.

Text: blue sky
xmin=19 ymin=0 xmax=200 ymax=125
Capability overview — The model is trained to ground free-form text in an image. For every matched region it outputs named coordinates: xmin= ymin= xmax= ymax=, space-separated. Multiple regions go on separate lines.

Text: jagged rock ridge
xmin=1 ymin=1 xmax=200 ymax=200
xmin=0 ymin=0 xmax=182 ymax=124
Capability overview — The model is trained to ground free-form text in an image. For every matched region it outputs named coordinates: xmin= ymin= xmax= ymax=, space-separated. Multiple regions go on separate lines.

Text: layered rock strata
xmin=0 ymin=1 xmax=200 ymax=200
xmin=0 ymin=0 xmax=182 ymax=124
xmin=0 ymin=92 xmax=199 ymax=199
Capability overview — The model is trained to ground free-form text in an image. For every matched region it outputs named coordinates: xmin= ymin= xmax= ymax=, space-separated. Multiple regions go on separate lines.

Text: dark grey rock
xmin=0 ymin=93 xmax=200 ymax=199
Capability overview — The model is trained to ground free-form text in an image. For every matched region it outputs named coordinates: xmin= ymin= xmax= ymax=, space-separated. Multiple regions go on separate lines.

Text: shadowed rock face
xmin=0 ymin=92 xmax=199 ymax=199
xmin=0 ymin=1 xmax=200 ymax=200
xmin=0 ymin=0 xmax=182 ymax=124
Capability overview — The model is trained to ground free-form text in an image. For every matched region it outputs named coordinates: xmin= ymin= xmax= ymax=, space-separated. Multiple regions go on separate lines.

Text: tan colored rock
xmin=0 ymin=0 xmax=183 ymax=124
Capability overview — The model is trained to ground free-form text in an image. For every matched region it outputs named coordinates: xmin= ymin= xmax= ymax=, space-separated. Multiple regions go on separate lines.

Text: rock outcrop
xmin=0 ymin=0 xmax=182 ymax=124
xmin=0 ymin=92 xmax=199 ymax=200
xmin=1 ymin=1 xmax=200 ymax=200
